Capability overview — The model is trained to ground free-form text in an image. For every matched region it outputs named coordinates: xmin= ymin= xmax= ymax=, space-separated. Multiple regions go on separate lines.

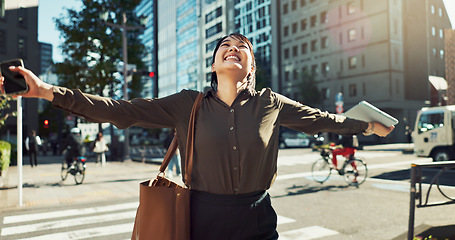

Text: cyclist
xmin=61 ymin=127 xmax=84 ymax=168
xmin=331 ymin=135 xmax=358 ymax=170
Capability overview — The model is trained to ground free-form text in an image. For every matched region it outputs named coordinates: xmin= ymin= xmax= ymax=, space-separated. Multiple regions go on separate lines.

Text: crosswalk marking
xmin=16 ymin=222 xmax=134 ymax=240
xmin=280 ymin=226 xmax=339 ymax=240
xmin=277 ymin=215 xmax=296 ymax=225
xmin=1 ymin=210 xmax=136 ymax=236
xmin=3 ymin=202 xmax=138 ymax=224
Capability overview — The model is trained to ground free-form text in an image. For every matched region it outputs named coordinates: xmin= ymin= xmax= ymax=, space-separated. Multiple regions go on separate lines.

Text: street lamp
xmin=100 ymin=11 xmax=147 ymax=160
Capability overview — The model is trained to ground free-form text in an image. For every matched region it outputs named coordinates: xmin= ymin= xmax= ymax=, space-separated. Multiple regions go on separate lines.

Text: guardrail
xmin=408 ymin=161 xmax=455 ymax=240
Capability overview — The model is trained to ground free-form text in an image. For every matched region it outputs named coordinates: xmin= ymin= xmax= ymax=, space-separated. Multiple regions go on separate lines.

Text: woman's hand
xmin=0 ymin=66 xmax=54 ymax=101
xmin=371 ymin=122 xmax=395 ymax=137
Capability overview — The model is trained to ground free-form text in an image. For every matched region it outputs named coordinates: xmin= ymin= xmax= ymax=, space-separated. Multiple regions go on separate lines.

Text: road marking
xmin=277 ymin=152 xmax=401 ymax=166
xmin=276 ymin=159 xmax=429 ymax=181
xmin=277 ymin=215 xmax=296 ymax=225
xmin=280 ymin=226 xmax=339 ymax=240
xmin=16 ymin=222 xmax=134 ymax=240
xmin=1 ymin=210 xmax=136 ymax=236
xmin=3 ymin=202 xmax=138 ymax=224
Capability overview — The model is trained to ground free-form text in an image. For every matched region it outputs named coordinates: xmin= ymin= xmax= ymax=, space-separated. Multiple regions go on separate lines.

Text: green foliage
xmin=54 ymin=0 xmax=147 ymax=98
xmin=0 ymin=95 xmax=15 ymax=129
xmin=296 ymin=70 xmax=322 ymax=107
xmin=0 ymin=140 xmax=11 ymax=172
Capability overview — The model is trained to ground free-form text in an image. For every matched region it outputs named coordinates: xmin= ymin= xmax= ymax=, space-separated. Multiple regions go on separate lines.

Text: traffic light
xmin=149 ymin=71 xmax=155 ymax=78
xmin=44 ymin=119 xmax=49 ymax=128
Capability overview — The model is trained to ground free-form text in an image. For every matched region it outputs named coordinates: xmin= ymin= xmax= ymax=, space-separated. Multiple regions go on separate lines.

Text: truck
xmin=412 ymin=105 xmax=455 ymax=161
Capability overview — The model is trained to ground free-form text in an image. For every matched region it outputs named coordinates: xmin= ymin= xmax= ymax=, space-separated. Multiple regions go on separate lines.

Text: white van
xmin=412 ymin=105 xmax=455 ymax=161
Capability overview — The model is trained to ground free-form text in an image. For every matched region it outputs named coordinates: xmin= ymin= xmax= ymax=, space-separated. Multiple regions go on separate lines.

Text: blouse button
xmin=230 ymin=109 xmax=234 ymax=113
xmin=234 ymin=188 xmax=239 ymax=192
xmin=234 ymin=166 xmax=238 ymax=171
xmin=230 ymin=127 xmax=234 ymax=131
xmin=233 ymin=146 xmax=237 ymax=150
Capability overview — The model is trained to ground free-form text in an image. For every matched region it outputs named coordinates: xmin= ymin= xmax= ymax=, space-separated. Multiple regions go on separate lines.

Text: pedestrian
xmin=93 ymin=132 xmax=108 ymax=166
xmin=25 ymin=130 xmax=41 ymax=167
xmin=163 ymin=129 xmax=181 ymax=177
xmin=1 ymin=33 xmax=394 ymax=239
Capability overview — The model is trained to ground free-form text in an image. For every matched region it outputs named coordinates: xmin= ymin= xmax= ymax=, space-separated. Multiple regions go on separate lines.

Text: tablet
xmin=344 ymin=101 xmax=399 ymax=127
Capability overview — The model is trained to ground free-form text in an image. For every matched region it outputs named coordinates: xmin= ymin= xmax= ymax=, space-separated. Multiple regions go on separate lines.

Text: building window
xmin=205 ymin=7 xmax=222 ymax=24
xmin=292 ymin=0 xmax=297 ymax=11
xmin=311 ymin=40 xmax=317 ymax=51
xmin=301 ymin=19 xmax=307 ymax=31
xmin=433 ymin=48 xmax=436 ymax=56
xmin=284 ymin=26 xmax=289 ymax=37
xmin=206 ymin=57 xmax=212 ymax=68
xmin=322 ymin=88 xmax=330 ymax=100
xmin=18 ymin=36 xmax=27 ymax=59
xmin=310 ymin=15 xmax=317 ymax=27
xmin=292 ymin=22 xmax=298 ymax=34
xmin=440 ymin=49 xmax=444 ymax=59
xmin=292 ymin=46 xmax=298 ymax=57
xmin=206 ymin=23 xmax=222 ymax=38
xmin=18 ymin=7 xmax=27 ymax=28
xmin=322 ymin=62 xmax=329 ymax=75
xmin=348 ymin=2 xmax=356 ymax=15
xmin=431 ymin=5 xmax=435 ymax=14
xmin=301 ymin=43 xmax=308 ymax=54
xmin=283 ymin=3 xmax=289 ymax=14
xmin=440 ymin=29 xmax=443 ymax=38
xmin=284 ymin=48 xmax=290 ymax=59
xmin=311 ymin=64 xmax=318 ymax=75
xmin=439 ymin=8 xmax=443 ymax=17
xmin=432 ymin=26 xmax=436 ymax=36
xmin=348 ymin=29 xmax=356 ymax=41
xmin=285 ymin=71 xmax=290 ymax=81
xmin=348 ymin=56 xmax=357 ymax=69
xmin=320 ymin=11 xmax=328 ymax=24
xmin=321 ymin=36 xmax=329 ymax=49
xmin=0 ymin=30 xmax=5 ymax=54
xmin=293 ymin=69 xmax=298 ymax=80
xmin=349 ymin=84 xmax=357 ymax=97
xmin=300 ymin=0 xmax=306 ymax=7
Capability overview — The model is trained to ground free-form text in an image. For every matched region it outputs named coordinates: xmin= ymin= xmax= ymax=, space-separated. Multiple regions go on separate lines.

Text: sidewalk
xmin=0 ymin=154 xmax=172 ymax=212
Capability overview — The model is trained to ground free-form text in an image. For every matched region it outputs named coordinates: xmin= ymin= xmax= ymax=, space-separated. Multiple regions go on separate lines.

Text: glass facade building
xmin=136 ymin=0 xmax=155 ymax=98
xmin=176 ymin=0 xmax=198 ymax=91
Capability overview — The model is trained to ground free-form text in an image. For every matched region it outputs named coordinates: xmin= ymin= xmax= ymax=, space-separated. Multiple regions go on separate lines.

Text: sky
xmin=38 ymin=0 xmax=455 ymax=63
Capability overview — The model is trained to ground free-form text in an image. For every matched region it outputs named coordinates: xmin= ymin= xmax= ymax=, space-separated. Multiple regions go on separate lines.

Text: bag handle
xmin=154 ymin=92 xmax=203 ymax=187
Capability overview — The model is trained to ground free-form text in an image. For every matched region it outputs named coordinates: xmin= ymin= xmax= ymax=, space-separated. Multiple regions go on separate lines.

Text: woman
xmin=93 ymin=132 xmax=108 ymax=166
xmin=1 ymin=33 xmax=393 ymax=239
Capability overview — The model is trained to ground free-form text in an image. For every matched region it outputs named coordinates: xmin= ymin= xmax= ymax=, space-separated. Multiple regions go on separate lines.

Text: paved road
xmin=1 ymin=147 xmax=455 ymax=239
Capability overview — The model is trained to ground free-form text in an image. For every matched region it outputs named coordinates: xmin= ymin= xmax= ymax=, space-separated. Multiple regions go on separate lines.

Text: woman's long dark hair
xmin=210 ymin=33 xmax=256 ymax=91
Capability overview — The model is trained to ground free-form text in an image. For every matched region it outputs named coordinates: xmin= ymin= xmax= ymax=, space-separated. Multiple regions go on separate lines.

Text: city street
xmin=1 ymin=146 xmax=455 ymax=239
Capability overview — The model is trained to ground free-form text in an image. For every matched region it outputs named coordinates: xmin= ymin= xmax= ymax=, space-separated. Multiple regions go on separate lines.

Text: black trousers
xmin=29 ymin=149 xmax=38 ymax=166
xmin=190 ymin=190 xmax=279 ymax=240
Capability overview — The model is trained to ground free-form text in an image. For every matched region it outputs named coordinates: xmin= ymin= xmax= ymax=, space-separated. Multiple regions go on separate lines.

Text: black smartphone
xmin=0 ymin=58 xmax=29 ymax=95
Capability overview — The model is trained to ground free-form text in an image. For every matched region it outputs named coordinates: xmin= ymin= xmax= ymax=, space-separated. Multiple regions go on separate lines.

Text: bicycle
xmin=311 ymin=145 xmax=368 ymax=186
xmin=61 ymin=156 xmax=87 ymax=184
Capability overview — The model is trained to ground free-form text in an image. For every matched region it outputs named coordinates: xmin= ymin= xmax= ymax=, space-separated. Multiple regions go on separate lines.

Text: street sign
xmin=336 ymin=105 xmax=343 ymax=114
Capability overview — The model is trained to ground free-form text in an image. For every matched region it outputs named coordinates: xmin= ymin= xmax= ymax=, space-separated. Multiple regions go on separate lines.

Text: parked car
xmin=279 ymin=128 xmax=324 ymax=149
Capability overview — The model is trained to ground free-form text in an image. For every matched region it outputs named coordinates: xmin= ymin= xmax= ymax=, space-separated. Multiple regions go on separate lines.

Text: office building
xmin=136 ymin=0 xmax=156 ymax=98
xmin=271 ymin=0 xmax=452 ymax=143
xmin=39 ymin=42 xmax=52 ymax=75
xmin=446 ymin=29 xmax=455 ymax=105
xmin=0 ymin=0 xmax=40 ymax=141
xmin=234 ymin=0 xmax=272 ymax=88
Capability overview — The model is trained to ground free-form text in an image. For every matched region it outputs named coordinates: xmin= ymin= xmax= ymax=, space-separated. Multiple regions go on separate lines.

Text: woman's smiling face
xmin=212 ymin=36 xmax=254 ymax=79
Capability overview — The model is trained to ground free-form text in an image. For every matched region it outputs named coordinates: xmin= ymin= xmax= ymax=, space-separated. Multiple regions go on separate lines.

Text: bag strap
xmin=155 ymin=92 xmax=204 ymax=187
xmin=184 ymin=92 xmax=203 ymax=188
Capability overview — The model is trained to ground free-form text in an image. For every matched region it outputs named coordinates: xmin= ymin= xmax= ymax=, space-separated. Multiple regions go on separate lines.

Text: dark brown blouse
xmin=52 ymin=86 xmax=368 ymax=194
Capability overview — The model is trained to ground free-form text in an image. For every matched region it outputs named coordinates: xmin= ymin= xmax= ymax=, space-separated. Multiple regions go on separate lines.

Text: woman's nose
xmin=229 ymin=46 xmax=239 ymax=52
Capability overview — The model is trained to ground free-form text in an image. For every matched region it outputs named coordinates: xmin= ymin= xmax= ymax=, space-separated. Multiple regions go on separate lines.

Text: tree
xmin=0 ymin=96 xmax=14 ymax=129
xmin=296 ymin=70 xmax=322 ymax=107
xmin=54 ymin=0 xmax=147 ymax=98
